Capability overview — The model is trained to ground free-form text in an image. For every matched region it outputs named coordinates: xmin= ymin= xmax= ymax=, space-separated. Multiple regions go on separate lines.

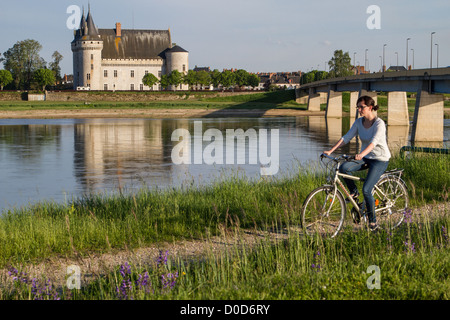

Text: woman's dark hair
xmin=357 ymin=95 xmax=379 ymax=111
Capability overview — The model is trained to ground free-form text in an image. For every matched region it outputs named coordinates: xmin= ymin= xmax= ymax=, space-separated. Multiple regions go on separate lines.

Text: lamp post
xmin=435 ymin=43 xmax=439 ymax=68
xmin=395 ymin=52 xmax=398 ymax=69
xmin=383 ymin=44 xmax=387 ymax=72
xmin=365 ymin=49 xmax=368 ymax=72
xmin=406 ymin=38 xmax=411 ymax=70
xmin=379 ymin=56 xmax=382 ymax=72
xmin=430 ymin=32 xmax=435 ymax=69
xmin=411 ymin=49 xmax=415 ymax=69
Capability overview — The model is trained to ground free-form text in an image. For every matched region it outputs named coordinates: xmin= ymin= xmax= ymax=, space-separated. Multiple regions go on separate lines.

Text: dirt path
xmin=0 ymin=202 xmax=448 ymax=291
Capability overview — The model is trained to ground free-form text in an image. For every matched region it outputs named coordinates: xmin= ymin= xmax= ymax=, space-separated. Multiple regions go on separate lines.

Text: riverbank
xmin=0 ymin=107 xmax=324 ymax=119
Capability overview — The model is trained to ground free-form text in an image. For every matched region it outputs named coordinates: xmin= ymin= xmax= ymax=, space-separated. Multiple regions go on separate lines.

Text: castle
xmin=71 ymin=7 xmax=189 ymax=91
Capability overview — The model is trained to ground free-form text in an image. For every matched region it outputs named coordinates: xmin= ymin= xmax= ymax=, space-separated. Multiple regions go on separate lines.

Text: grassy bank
xmin=0 ymin=90 xmax=300 ymax=111
xmin=0 ymin=153 xmax=448 ymax=269
xmin=2 ymin=204 xmax=449 ymax=300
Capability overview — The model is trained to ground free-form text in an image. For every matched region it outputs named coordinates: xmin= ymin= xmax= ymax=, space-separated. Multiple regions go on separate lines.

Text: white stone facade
xmin=71 ymin=9 xmax=188 ymax=91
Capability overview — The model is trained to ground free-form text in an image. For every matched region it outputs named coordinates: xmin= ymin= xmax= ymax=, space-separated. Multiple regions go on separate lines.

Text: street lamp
xmin=430 ymin=32 xmax=435 ymax=69
xmin=435 ymin=43 xmax=439 ymax=68
xmin=365 ymin=49 xmax=368 ymax=72
xmin=379 ymin=56 xmax=382 ymax=72
xmin=411 ymin=49 xmax=415 ymax=69
xmin=383 ymin=44 xmax=387 ymax=72
xmin=406 ymin=38 xmax=411 ymax=70
xmin=354 ymin=52 xmax=356 ymax=67
xmin=395 ymin=52 xmax=398 ymax=69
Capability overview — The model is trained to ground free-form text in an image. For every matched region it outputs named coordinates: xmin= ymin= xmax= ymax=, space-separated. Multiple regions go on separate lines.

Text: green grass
xmin=3 ymin=210 xmax=449 ymax=300
xmin=0 ymin=90 xmax=301 ymax=111
xmin=0 ymin=153 xmax=447 ymax=269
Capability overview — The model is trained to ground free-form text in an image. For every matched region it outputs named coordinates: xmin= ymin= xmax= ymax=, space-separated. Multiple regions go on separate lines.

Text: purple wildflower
xmin=119 ymin=262 xmax=132 ymax=278
xmin=161 ymin=271 xmax=179 ymax=289
xmin=404 ymin=241 xmax=416 ymax=253
xmin=442 ymin=226 xmax=449 ymax=244
xmin=311 ymin=251 xmax=322 ymax=271
xmin=136 ymin=271 xmax=153 ymax=294
xmin=403 ymin=208 xmax=413 ymax=224
xmin=156 ymin=250 xmax=169 ymax=267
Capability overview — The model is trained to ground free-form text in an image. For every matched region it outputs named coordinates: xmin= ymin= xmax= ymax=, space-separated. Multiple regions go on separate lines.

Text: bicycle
xmin=300 ymin=153 xmax=409 ymax=238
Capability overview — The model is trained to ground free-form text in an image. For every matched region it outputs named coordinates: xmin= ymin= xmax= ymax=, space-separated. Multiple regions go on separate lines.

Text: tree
xmin=196 ymin=70 xmax=211 ymax=89
xmin=234 ymin=69 xmax=250 ymax=88
xmin=159 ymin=74 xmax=170 ymax=90
xmin=314 ymin=71 xmax=329 ymax=81
xmin=3 ymin=39 xmax=46 ymax=89
xmin=142 ymin=72 xmax=159 ymax=89
xmin=49 ymin=51 xmax=63 ymax=82
xmin=0 ymin=70 xmax=13 ymax=90
xmin=247 ymin=74 xmax=260 ymax=88
xmin=168 ymin=70 xmax=183 ymax=90
xmin=33 ymin=68 xmax=55 ymax=91
xmin=328 ymin=50 xmax=353 ymax=78
xmin=220 ymin=70 xmax=236 ymax=90
xmin=301 ymin=70 xmax=317 ymax=84
xmin=183 ymin=70 xmax=198 ymax=90
xmin=210 ymin=69 xmax=222 ymax=89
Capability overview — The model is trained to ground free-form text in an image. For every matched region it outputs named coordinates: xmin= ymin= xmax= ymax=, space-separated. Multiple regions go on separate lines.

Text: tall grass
xmin=0 ymin=153 xmax=448 ymax=269
xmin=3 ymin=207 xmax=449 ymax=300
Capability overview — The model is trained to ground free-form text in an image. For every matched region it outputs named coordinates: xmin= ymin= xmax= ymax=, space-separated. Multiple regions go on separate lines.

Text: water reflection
xmin=0 ymin=117 xmax=447 ymax=212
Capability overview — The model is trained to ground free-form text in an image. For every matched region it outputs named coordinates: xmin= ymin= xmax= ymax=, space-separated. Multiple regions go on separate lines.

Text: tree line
xmin=142 ymin=69 xmax=261 ymax=91
xmin=301 ymin=49 xmax=355 ymax=85
xmin=0 ymin=39 xmax=63 ymax=91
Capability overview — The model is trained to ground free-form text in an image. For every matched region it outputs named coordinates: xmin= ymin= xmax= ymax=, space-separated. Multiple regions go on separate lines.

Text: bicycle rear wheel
xmin=301 ymin=185 xmax=346 ymax=238
xmin=373 ymin=177 xmax=408 ymax=230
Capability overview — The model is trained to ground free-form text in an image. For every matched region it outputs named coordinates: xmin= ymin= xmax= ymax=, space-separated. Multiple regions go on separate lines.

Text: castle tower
xmin=165 ymin=45 xmax=189 ymax=90
xmin=71 ymin=6 xmax=103 ymax=90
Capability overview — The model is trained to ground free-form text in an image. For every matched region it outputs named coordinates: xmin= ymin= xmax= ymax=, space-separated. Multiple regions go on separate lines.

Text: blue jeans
xmin=339 ymin=158 xmax=389 ymax=223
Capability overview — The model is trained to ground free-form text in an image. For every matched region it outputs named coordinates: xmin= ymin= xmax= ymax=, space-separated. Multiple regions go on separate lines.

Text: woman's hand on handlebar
xmin=355 ymin=154 xmax=363 ymax=161
xmin=323 ymin=150 xmax=332 ymax=156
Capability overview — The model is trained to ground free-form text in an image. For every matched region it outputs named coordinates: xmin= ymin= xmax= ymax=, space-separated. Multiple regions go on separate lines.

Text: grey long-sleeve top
xmin=341 ymin=117 xmax=391 ymax=161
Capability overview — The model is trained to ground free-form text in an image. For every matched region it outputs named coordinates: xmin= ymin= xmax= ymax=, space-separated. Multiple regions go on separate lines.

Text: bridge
xmin=295 ymin=67 xmax=450 ymax=146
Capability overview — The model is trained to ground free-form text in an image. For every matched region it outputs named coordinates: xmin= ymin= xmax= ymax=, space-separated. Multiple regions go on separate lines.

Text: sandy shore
xmin=0 ymin=108 xmax=326 ymax=119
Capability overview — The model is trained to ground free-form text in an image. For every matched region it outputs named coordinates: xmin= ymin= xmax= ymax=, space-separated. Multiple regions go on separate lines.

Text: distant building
xmin=71 ymin=6 xmax=188 ymax=91
xmin=387 ymin=66 xmax=407 ymax=72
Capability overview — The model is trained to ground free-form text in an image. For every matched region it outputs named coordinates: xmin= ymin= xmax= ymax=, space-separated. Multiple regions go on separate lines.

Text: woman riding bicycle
xmin=323 ymin=95 xmax=391 ymax=231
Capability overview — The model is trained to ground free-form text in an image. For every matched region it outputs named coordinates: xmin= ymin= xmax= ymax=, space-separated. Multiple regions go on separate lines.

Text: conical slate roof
xmin=85 ymin=5 xmax=99 ymax=36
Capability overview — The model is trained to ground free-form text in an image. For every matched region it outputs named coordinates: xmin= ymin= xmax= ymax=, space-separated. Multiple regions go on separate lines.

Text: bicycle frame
xmin=323 ymin=154 xmax=395 ymax=216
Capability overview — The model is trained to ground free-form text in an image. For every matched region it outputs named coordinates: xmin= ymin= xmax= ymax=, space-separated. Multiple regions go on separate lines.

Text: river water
xmin=0 ymin=117 xmax=448 ymax=212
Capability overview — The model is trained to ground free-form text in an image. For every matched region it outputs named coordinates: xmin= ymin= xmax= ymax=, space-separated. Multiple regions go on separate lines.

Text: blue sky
xmin=1 ymin=0 xmax=449 ymax=75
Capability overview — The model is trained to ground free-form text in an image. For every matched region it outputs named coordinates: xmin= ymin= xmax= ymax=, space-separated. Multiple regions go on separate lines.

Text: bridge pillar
xmin=295 ymin=89 xmax=308 ymax=104
xmin=411 ymin=90 xmax=444 ymax=144
xmin=307 ymin=88 xmax=321 ymax=111
xmin=387 ymin=92 xmax=409 ymax=126
xmin=326 ymin=90 xmax=342 ymax=118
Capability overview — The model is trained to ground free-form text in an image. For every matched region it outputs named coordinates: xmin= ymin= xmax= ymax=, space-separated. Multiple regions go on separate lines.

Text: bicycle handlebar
xmin=320 ymin=153 xmax=355 ymax=162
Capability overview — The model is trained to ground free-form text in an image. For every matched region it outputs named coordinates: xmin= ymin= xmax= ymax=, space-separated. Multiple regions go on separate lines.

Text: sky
xmin=1 ymin=0 xmax=449 ymax=76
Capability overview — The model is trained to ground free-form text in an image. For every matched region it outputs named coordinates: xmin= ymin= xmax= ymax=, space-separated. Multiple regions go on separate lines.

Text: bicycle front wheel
xmin=301 ymin=186 xmax=346 ymax=238
xmin=373 ymin=177 xmax=408 ymax=229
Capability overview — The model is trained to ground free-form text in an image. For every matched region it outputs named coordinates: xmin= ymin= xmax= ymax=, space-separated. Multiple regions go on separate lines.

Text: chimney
xmin=116 ymin=22 xmax=121 ymax=37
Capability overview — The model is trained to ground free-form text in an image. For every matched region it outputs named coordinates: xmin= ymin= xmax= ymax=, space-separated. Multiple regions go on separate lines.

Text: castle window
xmin=87 ymin=73 xmax=91 ymax=80
xmin=91 ymin=54 xmax=94 ymax=60
xmin=183 ymin=65 xmax=186 ymax=72
xmin=104 ymin=84 xmax=108 ymax=91
xmin=158 ymin=71 xmax=162 ymax=78
xmin=114 ymin=70 xmax=118 ymax=78
xmin=145 ymin=70 xmax=149 ymax=75
xmin=104 ymin=70 xmax=108 ymax=78
xmin=130 ymin=84 xmax=134 ymax=91
xmin=140 ymin=84 xmax=144 ymax=91
xmin=91 ymin=64 xmax=94 ymax=70
xmin=131 ymin=70 xmax=135 ymax=78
